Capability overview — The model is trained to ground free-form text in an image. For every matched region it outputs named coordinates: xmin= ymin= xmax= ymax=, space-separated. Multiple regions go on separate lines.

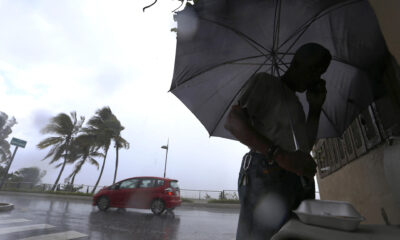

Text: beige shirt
xmin=238 ymin=72 xmax=310 ymax=152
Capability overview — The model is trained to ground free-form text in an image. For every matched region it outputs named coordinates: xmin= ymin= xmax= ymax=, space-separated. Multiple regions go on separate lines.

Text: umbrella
xmin=170 ymin=0 xmax=389 ymax=140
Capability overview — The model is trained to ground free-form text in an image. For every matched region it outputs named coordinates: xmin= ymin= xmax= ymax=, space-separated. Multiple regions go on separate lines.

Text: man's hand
xmin=275 ymin=150 xmax=317 ymax=177
xmin=306 ymin=79 xmax=327 ymax=110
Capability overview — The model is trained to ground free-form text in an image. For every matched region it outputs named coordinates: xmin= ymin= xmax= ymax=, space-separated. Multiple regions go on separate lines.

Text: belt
xmin=242 ymin=151 xmax=276 ymax=171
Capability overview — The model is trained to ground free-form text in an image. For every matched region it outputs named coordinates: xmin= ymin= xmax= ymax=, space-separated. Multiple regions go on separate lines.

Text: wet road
xmin=0 ymin=193 xmax=239 ymax=240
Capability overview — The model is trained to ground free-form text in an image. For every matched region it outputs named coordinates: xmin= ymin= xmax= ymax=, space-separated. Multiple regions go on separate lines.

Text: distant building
xmin=314 ymin=0 xmax=400 ymax=224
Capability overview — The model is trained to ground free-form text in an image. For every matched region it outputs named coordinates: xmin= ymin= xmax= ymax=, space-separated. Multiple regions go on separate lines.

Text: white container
xmin=293 ymin=200 xmax=365 ymax=231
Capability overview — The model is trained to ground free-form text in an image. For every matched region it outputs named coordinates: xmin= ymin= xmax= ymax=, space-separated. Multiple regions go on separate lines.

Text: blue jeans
xmin=236 ymin=151 xmax=315 ymax=240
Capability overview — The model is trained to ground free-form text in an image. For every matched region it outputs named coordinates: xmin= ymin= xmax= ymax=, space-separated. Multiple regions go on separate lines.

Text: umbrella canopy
xmin=170 ymin=0 xmax=389 ymax=140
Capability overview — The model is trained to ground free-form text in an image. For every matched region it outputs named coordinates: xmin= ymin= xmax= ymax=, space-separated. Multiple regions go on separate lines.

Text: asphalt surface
xmin=0 ymin=192 xmax=239 ymax=240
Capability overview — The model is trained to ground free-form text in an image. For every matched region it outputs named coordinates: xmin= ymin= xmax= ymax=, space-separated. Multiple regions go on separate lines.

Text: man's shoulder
xmin=252 ymin=72 xmax=280 ymax=88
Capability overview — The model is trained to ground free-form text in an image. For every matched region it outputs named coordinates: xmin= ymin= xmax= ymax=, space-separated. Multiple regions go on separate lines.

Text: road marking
xmin=0 ymin=224 xmax=55 ymax=235
xmin=0 ymin=218 xmax=30 ymax=224
xmin=18 ymin=230 xmax=87 ymax=240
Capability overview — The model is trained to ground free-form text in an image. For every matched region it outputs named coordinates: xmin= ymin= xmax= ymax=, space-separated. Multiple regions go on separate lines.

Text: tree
xmin=11 ymin=167 xmax=46 ymax=186
xmin=0 ymin=112 xmax=17 ymax=164
xmin=112 ymin=122 xmax=129 ymax=184
xmin=37 ymin=112 xmax=84 ymax=191
xmin=84 ymin=107 xmax=120 ymax=194
xmin=66 ymin=135 xmax=102 ymax=186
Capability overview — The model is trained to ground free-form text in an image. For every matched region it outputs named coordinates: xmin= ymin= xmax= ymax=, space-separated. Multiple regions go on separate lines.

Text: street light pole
xmin=161 ymin=139 xmax=169 ymax=178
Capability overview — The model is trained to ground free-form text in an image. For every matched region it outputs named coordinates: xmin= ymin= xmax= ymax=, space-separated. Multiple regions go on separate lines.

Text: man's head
xmin=286 ymin=43 xmax=332 ymax=92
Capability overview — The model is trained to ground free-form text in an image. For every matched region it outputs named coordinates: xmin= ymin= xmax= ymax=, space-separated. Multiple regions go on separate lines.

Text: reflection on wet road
xmin=0 ymin=193 xmax=239 ymax=240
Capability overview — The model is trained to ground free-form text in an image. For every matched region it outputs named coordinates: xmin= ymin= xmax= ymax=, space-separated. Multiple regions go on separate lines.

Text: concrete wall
xmin=317 ymin=0 xmax=400 ymax=225
xmin=317 ymin=143 xmax=400 ymax=224
xmin=369 ymin=0 xmax=400 ymax=62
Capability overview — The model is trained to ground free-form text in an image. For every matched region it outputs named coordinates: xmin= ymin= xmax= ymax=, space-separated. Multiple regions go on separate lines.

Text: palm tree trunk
xmin=71 ymin=172 xmax=76 ymax=185
xmin=92 ymin=149 xmax=108 ymax=194
xmin=113 ymin=146 xmax=119 ymax=184
xmin=51 ymin=157 xmax=67 ymax=191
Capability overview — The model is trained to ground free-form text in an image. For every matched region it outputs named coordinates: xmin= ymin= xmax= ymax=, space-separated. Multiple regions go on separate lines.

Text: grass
xmin=181 ymin=198 xmax=194 ymax=203
xmin=1 ymin=188 xmax=93 ymax=197
xmin=207 ymin=199 xmax=240 ymax=204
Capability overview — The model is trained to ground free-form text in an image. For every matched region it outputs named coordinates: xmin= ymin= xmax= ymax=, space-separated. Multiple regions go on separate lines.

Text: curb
xmin=0 ymin=191 xmax=92 ymax=201
xmin=182 ymin=202 xmax=240 ymax=209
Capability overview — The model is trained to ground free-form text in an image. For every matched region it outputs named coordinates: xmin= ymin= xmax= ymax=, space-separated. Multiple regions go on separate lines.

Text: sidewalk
xmin=0 ymin=191 xmax=240 ymax=209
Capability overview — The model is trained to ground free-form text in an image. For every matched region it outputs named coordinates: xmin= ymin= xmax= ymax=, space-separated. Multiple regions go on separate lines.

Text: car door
xmin=135 ymin=178 xmax=156 ymax=208
xmin=117 ymin=178 xmax=139 ymax=208
xmin=107 ymin=182 xmax=123 ymax=206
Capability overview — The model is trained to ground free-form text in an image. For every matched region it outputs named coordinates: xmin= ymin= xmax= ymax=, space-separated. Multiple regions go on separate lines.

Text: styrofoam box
xmin=293 ymin=200 xmax=365 ymax=231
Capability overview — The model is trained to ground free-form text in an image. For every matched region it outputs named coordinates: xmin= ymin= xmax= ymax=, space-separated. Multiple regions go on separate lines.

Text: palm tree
xmin=66 ymin=136 xmax=102 ymax=186
xmin=84 ymin=107 xmax=119 ymax=194
xmin=37 ymin=112 xmax=84 ymax=191
xmin=113 ymin=126 xmax=129 ymax=184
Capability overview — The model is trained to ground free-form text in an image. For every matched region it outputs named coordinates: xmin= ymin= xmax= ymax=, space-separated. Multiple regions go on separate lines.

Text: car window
xmin=170 ymin=181 xmax=179 ymax=189
xmin=109 ymin=183 xmax=120 ymax=190
xmin=119 ymin=179 xmax=139 ymax=189
xmin=139 ymin=179 xmax=155 ymax=188
xmin=155 ymin=180 xmax=164 ymax=187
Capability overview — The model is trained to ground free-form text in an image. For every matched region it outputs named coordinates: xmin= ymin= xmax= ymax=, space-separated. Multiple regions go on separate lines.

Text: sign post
xmin=0 ymin=137 xmax=27 ymax=190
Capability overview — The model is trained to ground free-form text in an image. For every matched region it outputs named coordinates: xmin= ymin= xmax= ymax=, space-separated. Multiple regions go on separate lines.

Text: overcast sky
xmin=0 ymin=0 xmax=250 ymax=192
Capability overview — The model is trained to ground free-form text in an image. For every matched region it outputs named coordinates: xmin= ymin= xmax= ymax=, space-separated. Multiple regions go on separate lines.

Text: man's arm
xmin=306 ymin=80 xmax=327 ymax=149
xmin=225 ymin=105 xmax=316 ymax=177
xmin=224 ymin=105 xmax=273 ymax=155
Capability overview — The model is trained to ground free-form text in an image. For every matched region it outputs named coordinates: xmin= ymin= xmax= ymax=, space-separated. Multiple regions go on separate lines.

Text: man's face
xmin=294 ymin=61 xmax=329 ymax=93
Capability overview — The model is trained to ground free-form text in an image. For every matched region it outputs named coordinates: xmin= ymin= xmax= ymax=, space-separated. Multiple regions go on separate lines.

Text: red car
xmin=93 ymin=176 xmax=182 ymax=215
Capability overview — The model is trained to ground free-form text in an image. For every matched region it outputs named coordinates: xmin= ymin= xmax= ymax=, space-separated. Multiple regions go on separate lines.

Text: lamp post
xmin=161 ymin=139 xmax=169 ymax=178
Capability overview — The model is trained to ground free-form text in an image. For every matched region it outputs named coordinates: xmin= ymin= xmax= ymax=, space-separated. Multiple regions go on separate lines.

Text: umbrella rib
xmin=200 ymin=17 xmax=270 ymax=56
xmin=321 ymin=108 xmax=341 ymax=137
xmin=275 ymin=52 xmax=369 ymax=73
xmin=276 ymin=52 xmax=368 ymax=72
xmin=272 ymin=0 xmax=282 ymax=50
xmin=275 ymin=0 xmax=364 ymax=68
xmin=277 ymin=0 xmax=363 ymax=50
xmin=209 ymin=56 xmax=274 ymax=136
xmin=170 ymin=55 xmax=269 ymax=91
xmin=231 ymin=62 xmax=290 ymax=66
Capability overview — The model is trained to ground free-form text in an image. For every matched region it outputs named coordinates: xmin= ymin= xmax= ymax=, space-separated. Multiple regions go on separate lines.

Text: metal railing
xmin=180 ymin=189 xmax=239 ymax=200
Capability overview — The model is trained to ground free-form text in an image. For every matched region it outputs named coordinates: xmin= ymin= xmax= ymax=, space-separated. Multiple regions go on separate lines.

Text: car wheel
xmin=97 ymin=196 xmax=110 ymax=211
xmin=151 ymin=199 xmax=165 ymax=215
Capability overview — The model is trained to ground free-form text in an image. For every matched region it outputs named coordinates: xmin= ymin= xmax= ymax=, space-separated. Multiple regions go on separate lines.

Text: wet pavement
xmin=0 ymin=193 xmax=239 ymax=240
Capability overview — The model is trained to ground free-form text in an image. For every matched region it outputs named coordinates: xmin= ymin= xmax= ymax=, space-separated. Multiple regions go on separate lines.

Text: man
xmin=225 ymin=43 xmax=332 ymax=240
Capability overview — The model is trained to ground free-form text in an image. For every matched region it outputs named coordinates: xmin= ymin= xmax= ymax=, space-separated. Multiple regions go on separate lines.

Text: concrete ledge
xmin=181 ymin=202 xmax=240 ymax=209
xmin=0 ymin=191 xmax=92 ymax=201
xmin=0 ymin=191 xmax=240 ymax=209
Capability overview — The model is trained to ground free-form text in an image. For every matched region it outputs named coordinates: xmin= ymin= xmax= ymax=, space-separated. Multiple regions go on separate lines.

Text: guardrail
xmin=180 ymin=189 xmax=239 ymax=200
